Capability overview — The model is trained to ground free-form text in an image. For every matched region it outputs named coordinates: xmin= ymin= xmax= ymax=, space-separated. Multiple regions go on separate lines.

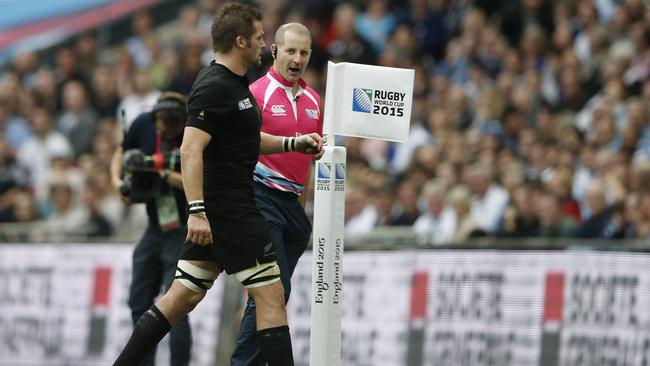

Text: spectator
xmin=9 ymin=190 xmax=40 ymax=223
xmin=446 ymin=184 xmax=481 ymax=243
xmin=624 ymin=23 xmax=650 ymax=86
xmin=43 ymin=179 xmax=86 ymax=235
xmin=12 ymin=50 xmax=39 ymax=86
xmin=537 ymin=191 xmax=578 ymax=238
xmin=389 ymin=99 xmax=433 ymax=175
xmin=413 ymin=180 xmax=454 ymax=244
xmin=86 ymin=164 xmax=124 ymax=230
xmin=577 ymin=180 xmax=625 ymax=238
xmin=0 ymin=97 xmax=31 ymax=152
xmin=113 ymin=48 xmax=137 ymax=99
xmin=57 ymin=80 xmax=99 ymax=158
xmin=380 ymin=23 xmax=419 ymax=68
xmin=466 ymin=164 xmax=509 ymax=233
xmin=546 ymin=167 xmax=581 ymax=222
xmin=499 ymin=0 xmax=554 ymax=48
xmin=157 ymin=5 xmax=201 ymax=49
xmin=116 ymin=68 xmax=161 ymax=129
xmin=31 ymin=68 xmax=58 ymax=113
xmin=498 ymin=184 xmax=540 ymax=237
xmin=390 ymin=179 xmax=421 ymax=226
xmin=74 ymin=32 xmax=99 ymax=78
xmin=167 ymin=41 xmax=203 ymax=95
xmin=355 ymin=0 xmax=396 ymax=54
xmin=398 ymin=0 xmax=447 ymax=59
xmin=126 ymin=10 xmax=158 ymax=68
xmin=81 ymin=180 xmax=113 ymax=237
xmin=345 ymin=182 xmax=376 ymax=235
xmin=622 ymin=192 xmax=641 ymax=238
xmin=16 ymin=108 xmax=73 ymax=198
xmin=0 ymin=135 xmax=28 ymax=221
xmin=54 ymin=48 xmax=88 ymax=111
xmin=90 ymin=65 xmax=120 ymax=118
xmin=371 ymin=184 xmax=396 ymax=227
xmin=91 ymin=133 xmax=117 ymax=167
xmin=324 ymin=3 xmax=376 ymax=65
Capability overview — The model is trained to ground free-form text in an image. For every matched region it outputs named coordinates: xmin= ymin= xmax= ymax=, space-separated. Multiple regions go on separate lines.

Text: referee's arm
xmin=259 ymin=131 xmax=324 ymax=156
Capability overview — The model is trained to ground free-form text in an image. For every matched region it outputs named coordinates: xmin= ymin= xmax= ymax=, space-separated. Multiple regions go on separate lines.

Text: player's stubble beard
xmin=244 ymin=41 xmax=263 ymax=68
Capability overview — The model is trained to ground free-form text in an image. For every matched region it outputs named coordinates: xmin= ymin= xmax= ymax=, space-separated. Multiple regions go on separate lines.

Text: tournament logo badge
xmin=352 ymin=87 xmax=406 ymax=117
xmin=352 ymin=88 xmax=373 ymax=113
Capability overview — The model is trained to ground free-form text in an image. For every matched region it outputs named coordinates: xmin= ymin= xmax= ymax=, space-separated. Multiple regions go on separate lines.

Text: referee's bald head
xmin=274 ymin=23 xmax=311 ymax=46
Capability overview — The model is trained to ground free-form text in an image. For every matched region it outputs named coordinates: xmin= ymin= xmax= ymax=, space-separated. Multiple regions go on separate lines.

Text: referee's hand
xmin=295 ymin=133 xmax=325 ymax=159
xmin=187 ymin=214 xmax=213 ymax=246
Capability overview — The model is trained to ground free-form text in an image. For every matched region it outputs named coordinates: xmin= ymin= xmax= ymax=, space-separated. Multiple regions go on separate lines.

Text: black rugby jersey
xmin=186 ymin=61 xmax=262 ymax=198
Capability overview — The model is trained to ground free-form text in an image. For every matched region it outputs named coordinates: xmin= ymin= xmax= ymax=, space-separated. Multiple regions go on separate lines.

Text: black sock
xmin=257 ymin=325 xmax=294 ymax=366
xmin=113 ymin=305 xmax=171 ymax=366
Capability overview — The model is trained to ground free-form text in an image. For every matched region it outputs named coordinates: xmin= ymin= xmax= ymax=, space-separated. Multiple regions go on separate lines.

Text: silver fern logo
xmin=352 ymin=88 xmax=373 ymax=113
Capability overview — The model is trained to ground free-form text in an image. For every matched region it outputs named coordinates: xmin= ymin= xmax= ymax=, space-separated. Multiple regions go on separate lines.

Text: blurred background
xmin=2 ymin=0 xmax=650 ymax=365
xmin=2 ymin=0 xmax=650 ymax=244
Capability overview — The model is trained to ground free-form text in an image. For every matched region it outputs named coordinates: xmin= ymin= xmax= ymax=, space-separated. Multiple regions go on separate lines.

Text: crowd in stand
xmin=1 ymin=0 xmax=650 ymax=244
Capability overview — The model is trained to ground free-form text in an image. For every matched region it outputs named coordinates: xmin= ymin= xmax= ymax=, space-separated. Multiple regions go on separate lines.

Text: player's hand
xmin=187 ymin=214 xmax=213 ymax=246
xmin=295 ymin=133 xmax=325 ymax=157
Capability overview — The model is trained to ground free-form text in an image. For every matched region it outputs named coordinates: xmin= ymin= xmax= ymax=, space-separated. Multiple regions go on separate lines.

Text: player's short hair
xmin=211 ymin=3 xmax=262 ymax=53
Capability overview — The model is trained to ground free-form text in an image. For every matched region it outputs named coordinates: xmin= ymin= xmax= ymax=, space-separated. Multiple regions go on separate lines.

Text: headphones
xmin=151 ymin=99 xmax=186 ymax=115
xmin=272 ymin=44 xmax=277 ymax=59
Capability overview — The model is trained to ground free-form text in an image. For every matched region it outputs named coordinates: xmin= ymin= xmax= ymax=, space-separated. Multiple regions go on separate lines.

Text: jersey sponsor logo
xmin=238 ymin=98 xmax=253 ymax=110
xmin=270 ymin=104 xmax=287 ymax=116
xmin=306 ymin=109 xmax=319 ymax=119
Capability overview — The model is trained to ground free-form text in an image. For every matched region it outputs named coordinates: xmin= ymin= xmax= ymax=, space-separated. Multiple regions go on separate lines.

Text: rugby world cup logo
xmin=316 ymin=162 xmax=331 ymax=191
xmin=317 ymin=162 xmax=331 ymax=179
xmin=352 ymin=88 xmax=373 ymax=113
xmin=335 ymin=163 xmax=345 ymax=180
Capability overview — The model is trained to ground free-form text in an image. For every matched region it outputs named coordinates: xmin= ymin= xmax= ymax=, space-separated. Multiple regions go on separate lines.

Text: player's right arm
xmin=180 ymin=126 xmax=213 ymax=245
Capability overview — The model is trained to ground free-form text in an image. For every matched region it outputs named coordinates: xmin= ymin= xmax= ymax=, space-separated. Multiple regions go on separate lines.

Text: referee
xmin=232 ymin=22 xmax=324 ymax=366
xmin=112 ymin=4 xmax=323 ymax=366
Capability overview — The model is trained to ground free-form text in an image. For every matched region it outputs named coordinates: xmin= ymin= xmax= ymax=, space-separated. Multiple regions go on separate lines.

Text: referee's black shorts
xmin=179 ymin=191 xmax=276 ymax=274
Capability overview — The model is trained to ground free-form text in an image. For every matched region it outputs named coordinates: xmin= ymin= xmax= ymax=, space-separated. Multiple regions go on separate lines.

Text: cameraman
xmin=110 ymin=91 xmax=191 ymax=366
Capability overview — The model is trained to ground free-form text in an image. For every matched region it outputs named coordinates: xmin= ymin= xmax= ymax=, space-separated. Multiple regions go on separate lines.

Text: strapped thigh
xmin=234 ymin=261 xmax=281 ymax=289
xmin=175 ymin=260 xmax=219 ymax=293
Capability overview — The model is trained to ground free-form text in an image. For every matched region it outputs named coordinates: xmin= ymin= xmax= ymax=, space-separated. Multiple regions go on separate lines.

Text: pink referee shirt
xmin=249 ymin=66 xmax=323 ymax=194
